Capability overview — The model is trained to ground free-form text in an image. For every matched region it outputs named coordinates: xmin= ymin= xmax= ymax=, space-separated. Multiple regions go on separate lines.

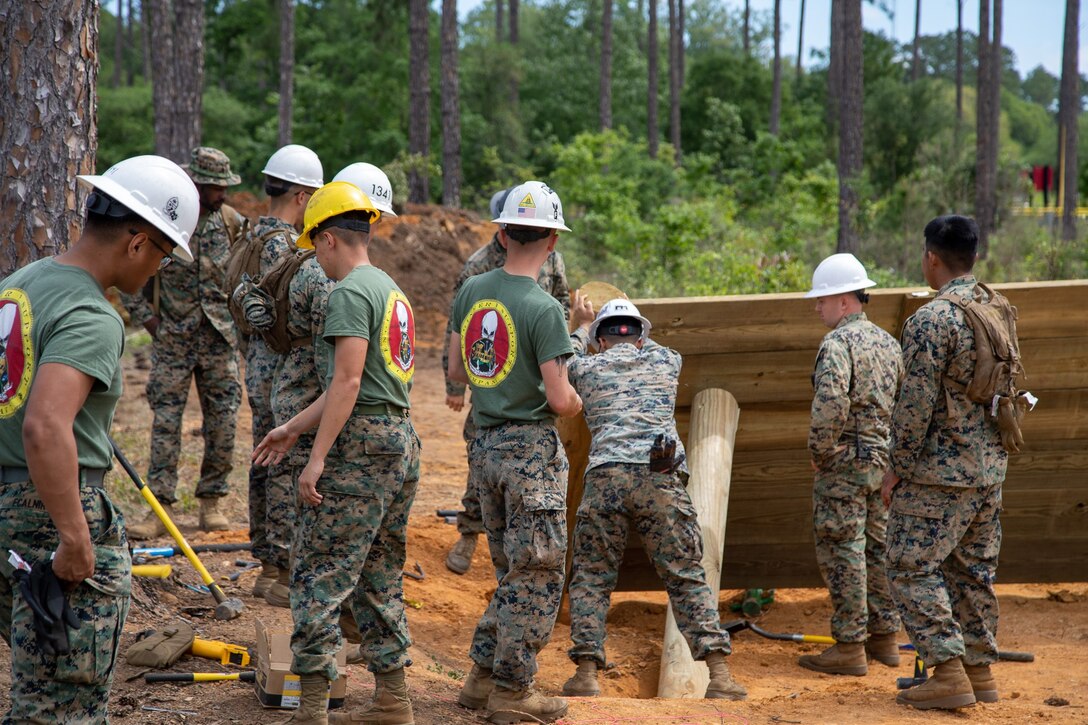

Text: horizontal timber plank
xmin=674 ymin=336 xmax=1088 ymax=408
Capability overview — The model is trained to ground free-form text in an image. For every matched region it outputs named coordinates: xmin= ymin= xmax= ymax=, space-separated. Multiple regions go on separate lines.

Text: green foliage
xmin=91 ymin=0 xmax=1083 ymax=295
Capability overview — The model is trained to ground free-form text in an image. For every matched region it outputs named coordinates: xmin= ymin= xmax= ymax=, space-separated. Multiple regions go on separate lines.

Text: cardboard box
xmin=254 ymin=619 xmax=347 ymax=709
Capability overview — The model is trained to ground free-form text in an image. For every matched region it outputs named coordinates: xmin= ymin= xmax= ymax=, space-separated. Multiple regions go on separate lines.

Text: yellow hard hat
xmin=297 ymin=181 xmax=381 ymax=249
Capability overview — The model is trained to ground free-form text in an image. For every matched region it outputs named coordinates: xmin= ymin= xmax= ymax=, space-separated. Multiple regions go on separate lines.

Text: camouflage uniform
xmin=0 ymin=258 xmax=133 ymax=723
xmin=291 ymin=415 xmax=421 ymax=680
xmin=468 ymin=422 xmax=568 ymax=689
xmin=244 ymin=217 xmax=295 ymax=564
xmin=565 ymin=329 xmax=731 ymax=666
xmin=886 ymin=276 xmax=1007 ymax=668
xmin=268 ymin=256 xmax=334 ymax=571
xmin=123 ymin=205 xmax=243 ymax=503
xmin=452 ymin=268 xmax=573 ymax=692
xmin=442 ymin=234 xmax=570 ymax=535
xmin=809 ymin=311 xmax=903 ymax=643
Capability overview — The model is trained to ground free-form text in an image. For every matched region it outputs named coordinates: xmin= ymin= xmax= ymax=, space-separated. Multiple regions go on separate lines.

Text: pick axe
xmin=111 ymin=439 xmax=244 ymax=620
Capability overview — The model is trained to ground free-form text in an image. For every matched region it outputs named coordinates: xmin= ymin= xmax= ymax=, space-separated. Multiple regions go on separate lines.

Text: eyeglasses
xmin=131 ymin=228 xmax=174 ymax=269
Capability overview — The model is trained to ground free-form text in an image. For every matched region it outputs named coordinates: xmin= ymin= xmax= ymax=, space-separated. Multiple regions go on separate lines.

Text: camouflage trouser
xmin=264 ymin=457 xmax=302 ymax=572
xmin=886 ymin=482 xmax=1002 ymax=668
xmin=469 ymin=421 xmax=568 ymax=691
xmin=455 ymin=409 xmax=485 ymax=535
xmin=244 ymin=337 xmax=280 ymax=563
xmin=0 ymin=479 xmax=131 ymax=724
xmin=812 ymin=467 xmax=900 ymax=643
xmin=291 ymin=414 xmax=420 ymax=681
xmin=568 ymin=463 xmax=731 ymax=666
xmin=146 ymin=321 xmax=241 ymax=503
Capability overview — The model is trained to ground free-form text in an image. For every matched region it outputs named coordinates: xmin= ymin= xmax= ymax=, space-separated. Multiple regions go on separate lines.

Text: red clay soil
xmin=4 ymin=203 xmax=1083 ymax=723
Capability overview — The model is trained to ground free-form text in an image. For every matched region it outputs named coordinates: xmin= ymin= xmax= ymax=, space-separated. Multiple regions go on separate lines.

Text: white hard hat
xmin=78 ymin=155 xmax=198 ymax=263
xmin=492 ymin=180 xmax=571 ymax=232
xmin=804 ymin=253 xmax=877 ymax=298
xmin=489 ymin=187 xmax=512 ymax=219
xmin=262 ymin=144 xmax=324 ymax=188
xmin=332 ymin=162 xmax=397 ymax=218
xmin=589 ymin=298 xmax=652 ymax=341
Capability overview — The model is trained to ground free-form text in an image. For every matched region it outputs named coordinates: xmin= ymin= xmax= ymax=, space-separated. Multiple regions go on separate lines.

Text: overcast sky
xmin=459 ymin=0 xmax=1086 ymax=80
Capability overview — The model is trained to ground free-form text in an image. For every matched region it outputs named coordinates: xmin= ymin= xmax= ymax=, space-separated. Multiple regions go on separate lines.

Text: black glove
xmin=15 ymin=560 xmax=81 ymax=656
xmin=649 ymin=433 xmax=678 ymax=474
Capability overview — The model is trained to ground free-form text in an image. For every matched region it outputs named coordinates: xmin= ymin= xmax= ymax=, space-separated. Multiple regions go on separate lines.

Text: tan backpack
xmin=226 ymin=227 xmax=290 ymax=336
xmin=236 ymin=248 xmax=317 ymax=355
xmin=937 ymin=282 xmax=1035 ymax=453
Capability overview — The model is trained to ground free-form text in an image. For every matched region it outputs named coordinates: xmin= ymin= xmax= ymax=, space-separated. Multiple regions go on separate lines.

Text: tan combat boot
xmin=275 ymin=674 xmax=330 ymax=724
xmin=445 ymin=534 xmax=478 ymax=575
xmin=340 ymin=606 xmax=362 ymax=644
xmin=486 ymin=686 xmax=568 ymax=724
xmin=345 ymin=645 xmax=365 ymax=665
xmin=457 ymin=663 xmax=495 ymax=709
xmin=964 ymin=663 xmax=999 ymax=703
xmin=865 ymin=632 xmax=901 ymax=667
xmin=896 ymin=656 xmax=977 ymax=710
xmin=328 ymin=668 xmax=413 ymax=724
xmin=127 ymin=505 xmax=171 ymax=540
xmin=704 ymin=652 xmax=747 ymax=700
xmin=797 ymin=642 xmax=868 ymax=676
xmin=265 ymin=568 xmax=292 ymax=608
xmin=561 ymin=659 xmax=600 ymax=696
xmin=253 ymin=562 xmax=279 ymax=598
xmin=199 ymin=497 xmax=229 ymax=531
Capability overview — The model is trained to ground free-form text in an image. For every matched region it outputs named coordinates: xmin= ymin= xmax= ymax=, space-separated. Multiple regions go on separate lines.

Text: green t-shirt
xmin=452 ymin=268 xmax=573 ymax=427
xmin=0 ymin=258 xmax=124 ymax=469
xmin=321 ymin=264 xmax=414 ymax=409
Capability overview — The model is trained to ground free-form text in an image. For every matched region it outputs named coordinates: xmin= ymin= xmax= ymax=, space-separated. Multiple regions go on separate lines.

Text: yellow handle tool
xmin=131 ymin=564 xmax=172 ymax=578
xmin=144 ymin=671 xmax=256 ymax=683
xmin=190 ymin=637 xmax=251 ymax=667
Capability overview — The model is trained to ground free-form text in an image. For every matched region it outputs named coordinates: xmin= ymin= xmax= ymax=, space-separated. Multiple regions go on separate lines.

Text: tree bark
xmin=508 ymin=0 xmax=519 ymax=108
xmin=408 ymin=0 xmax=431 ymax=203
xmin=975 ymin=0 xmax=992 ymax=255
xmin=955 ymin=0 xmax=963 ymax=142
xmin=770 ymin=0 xmax=781 ymax=135
xmin=668 ymin=0 xmax=682 ymax=164
xmin=828 ymin=0 xmax=843 ymax=131
xmin=796 ymin=0 xmax=806 ymax=80
xmin=441 ymin=0 xmax=462 ymax=207
xmin=141 ymin=0 xmax=151 ymax=82
xmin=743 ymin=0 xmax=750 ymax=56
xmin=114 ymin=0 xmax=123 ymax=89
xmin=0 ymin=0 xmax=99 ymax=277
xmin=496 ymin=0 xmax=504 ymax=42
xmin=648 ymin=0 xmax=659 ymax=158
xmin=126 ymin=0 xmax=135 ymax=84
xmin=277 ymin=0 xmax=295 ymax=147
xmin=1059 ymin=0 xmax=1079 ymax=241
xmin=148 ymin=0 xmax=204 ymax=163
xmin=911 ymin=0 xmax=922 ymax=82
xmin=836 ymin=0 xmax=862 ymax=254
xmin=600 ymin=0 xmax=613 ymax=130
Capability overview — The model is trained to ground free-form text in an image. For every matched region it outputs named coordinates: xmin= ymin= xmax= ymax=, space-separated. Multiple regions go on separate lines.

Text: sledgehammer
xmin=110 ymin=439 xmax=245 ymax=621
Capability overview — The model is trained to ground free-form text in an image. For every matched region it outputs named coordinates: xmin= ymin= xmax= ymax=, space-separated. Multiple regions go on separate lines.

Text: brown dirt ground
xmin=6 ymin=203 xmax=1085 ymax=723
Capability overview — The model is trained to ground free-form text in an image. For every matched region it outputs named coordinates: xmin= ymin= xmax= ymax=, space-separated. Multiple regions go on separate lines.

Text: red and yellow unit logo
xmin=380 ymin=290 xmax=415 ymax=383
xmin=460 ymin=300 xmax=516 ymax=388
xmin=0 ymin=289 xmax=34 ymax=418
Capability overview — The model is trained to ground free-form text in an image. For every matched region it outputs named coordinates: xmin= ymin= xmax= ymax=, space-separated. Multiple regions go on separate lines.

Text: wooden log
xmin=658 ymin=389 xmax=739 ymax=698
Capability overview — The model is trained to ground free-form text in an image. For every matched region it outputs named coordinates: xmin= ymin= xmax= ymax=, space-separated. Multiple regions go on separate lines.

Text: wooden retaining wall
xmin=563 ymin=281 xmax=1088 ymax=590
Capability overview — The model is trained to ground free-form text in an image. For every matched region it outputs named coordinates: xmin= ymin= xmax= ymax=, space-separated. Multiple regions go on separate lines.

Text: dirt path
xmin=0 ymin=338 xmax=1071 ymax=724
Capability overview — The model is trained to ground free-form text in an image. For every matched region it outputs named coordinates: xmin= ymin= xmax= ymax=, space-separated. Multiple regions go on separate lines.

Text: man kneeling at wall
xmin=561 ymin=296 xmax=747 ymax=701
